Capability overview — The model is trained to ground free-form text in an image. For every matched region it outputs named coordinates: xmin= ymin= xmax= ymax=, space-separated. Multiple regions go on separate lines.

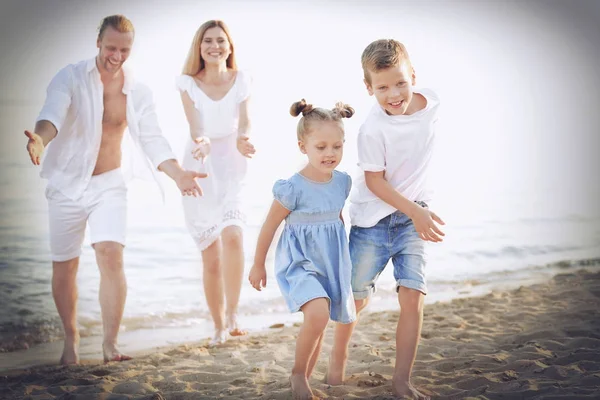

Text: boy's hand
xmin=248 ymin=264 xmax=267 ymax=291
xmin=409 ymin=204 xmax=445 ymax=242
xmin=236 ymin=135 xmax=256 ymax=158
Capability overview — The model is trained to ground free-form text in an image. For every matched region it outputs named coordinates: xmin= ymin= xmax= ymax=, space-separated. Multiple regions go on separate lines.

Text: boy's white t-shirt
xmin=349 ymin=88 xmax=440 ymax=228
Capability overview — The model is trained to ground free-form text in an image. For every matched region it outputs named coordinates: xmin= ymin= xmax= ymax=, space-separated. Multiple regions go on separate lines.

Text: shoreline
xmin=1 ymin=258 xmax=598 ymax=373
xmin=2 ymin=267 xmax=600 ymax=399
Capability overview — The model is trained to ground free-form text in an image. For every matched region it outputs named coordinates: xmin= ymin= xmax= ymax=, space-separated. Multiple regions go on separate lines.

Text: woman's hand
xmin=191 ymin=136 xmax=211 ymax=162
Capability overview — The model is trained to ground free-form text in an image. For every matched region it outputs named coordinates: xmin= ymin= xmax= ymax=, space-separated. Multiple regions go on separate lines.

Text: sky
xmin=0 ymin=0 xmax=599 ymax=219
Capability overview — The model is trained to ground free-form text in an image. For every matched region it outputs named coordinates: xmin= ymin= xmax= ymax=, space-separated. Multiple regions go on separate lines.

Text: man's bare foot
xmin=102 ymin=342 xmax=132 ymax=363
xmin=325 ymin=353 xmax=347 ymax=385
xmin=226 ymin=313 xmax=247 ymax=337
xmin=290 ymin=374 xmax=316 ymax=400
xmin=392 ymin=380 xmax=430 ymax=400
xmin=59 ymin=334 xmax=80 ymax=365
xmin=209 ymin=328 xmax=228 ymax=347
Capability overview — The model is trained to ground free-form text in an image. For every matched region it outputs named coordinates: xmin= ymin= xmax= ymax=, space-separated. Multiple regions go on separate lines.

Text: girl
xmin=177 ymin=20 xmax=255 ymax=345
xmin=249 ymin=99 xmax=356 ymax=399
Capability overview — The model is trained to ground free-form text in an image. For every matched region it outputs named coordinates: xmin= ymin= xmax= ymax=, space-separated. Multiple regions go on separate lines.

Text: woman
xmin=177 ymin=20 xmax=255 ymax=345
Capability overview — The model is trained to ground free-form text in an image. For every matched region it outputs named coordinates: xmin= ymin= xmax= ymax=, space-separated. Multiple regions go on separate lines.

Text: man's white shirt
xmin=37 ymin=58 xmax=176 ymax=200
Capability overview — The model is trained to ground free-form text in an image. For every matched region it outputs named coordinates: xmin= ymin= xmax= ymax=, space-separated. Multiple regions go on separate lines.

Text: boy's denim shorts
xmin=350 ymin=207 xmax=427 ymax=299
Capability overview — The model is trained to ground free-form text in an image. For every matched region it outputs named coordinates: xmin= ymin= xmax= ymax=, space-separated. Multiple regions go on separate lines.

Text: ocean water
xmin=1 ymin=98 xmax=599 ymax=365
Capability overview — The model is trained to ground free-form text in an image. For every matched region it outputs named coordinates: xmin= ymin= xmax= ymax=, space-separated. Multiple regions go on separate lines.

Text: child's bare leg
xmin=291 ymin=298 xmax=329 ymax=399
xmin=393 ymin=287 xmax=429 ymax=400
xmin=327 ymin=298 xmax=369 ymax=385
xmin=306 ymin=332 xmax=324 ymax=379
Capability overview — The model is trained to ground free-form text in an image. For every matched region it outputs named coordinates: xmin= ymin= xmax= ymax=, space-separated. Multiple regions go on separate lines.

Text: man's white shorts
xmin=46 ymin=168 xmax=127 ymax=262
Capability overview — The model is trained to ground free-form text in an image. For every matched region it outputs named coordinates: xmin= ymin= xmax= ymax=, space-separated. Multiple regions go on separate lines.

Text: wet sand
xmin=2 ymin=268 xmax=599 ymax=399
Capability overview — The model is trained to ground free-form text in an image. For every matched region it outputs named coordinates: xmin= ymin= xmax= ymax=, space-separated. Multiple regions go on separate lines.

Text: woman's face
xmin=200 ymin=27 xmax=231 ymax=66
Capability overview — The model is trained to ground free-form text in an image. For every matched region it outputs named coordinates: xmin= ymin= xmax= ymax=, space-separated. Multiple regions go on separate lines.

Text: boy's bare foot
xmin=102 ymin=342 xmax=132 ymax=363
xmin=59 ymin=334 xmax=80 ymax=365
xmin=325 ymin=353 xmax=347 ymax=385
xmin=290 ymin=373 xmax=316 ymax=399
xmin=392 ymin=380 xmax=430 ymax=400
xmin=226 ymin=313 xmax=247 ymax=337
xmin=209 ymin=328 xmax=228 ymax=347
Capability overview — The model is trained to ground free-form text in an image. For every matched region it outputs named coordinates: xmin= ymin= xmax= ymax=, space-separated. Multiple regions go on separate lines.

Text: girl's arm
xmin=249 ymin=200 xmax=291 ymax=291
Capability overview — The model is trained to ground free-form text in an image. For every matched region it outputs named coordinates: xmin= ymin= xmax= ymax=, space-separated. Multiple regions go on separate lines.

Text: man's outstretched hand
xmin=24 ymin=130 xmax=45 ymax=165
xmin=176 ymin=170 xmax=208 ymax=197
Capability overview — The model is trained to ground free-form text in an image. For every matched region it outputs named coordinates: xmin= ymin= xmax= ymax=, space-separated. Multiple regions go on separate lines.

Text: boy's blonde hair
xmin=97 ymin=15 xmax=135 ymax=40
xmin=290 ymin=99 xmax=354 ymax=140
xmin=182 ymin=20 xmax=237 ymax=76
xmin=361 ymin=39 xmax=412 ymax=84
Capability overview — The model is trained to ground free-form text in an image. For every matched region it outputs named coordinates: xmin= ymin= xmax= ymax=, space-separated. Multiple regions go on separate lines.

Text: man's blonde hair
xmin=361 ymin=39 xmax=412 ymax=84
xmin=97 ymin=15 xmax=134 ymax=40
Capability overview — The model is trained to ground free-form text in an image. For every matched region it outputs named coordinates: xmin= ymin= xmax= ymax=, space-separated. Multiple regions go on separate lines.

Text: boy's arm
xmin=249 ymin=200 xmax=290 ymax=290
xmin=365 ymin=171 xmax=445 ymax=242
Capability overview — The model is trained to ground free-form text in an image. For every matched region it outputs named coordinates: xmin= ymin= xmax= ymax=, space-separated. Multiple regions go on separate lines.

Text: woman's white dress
xmin=176 ymin=71 xmax=251 ymax=251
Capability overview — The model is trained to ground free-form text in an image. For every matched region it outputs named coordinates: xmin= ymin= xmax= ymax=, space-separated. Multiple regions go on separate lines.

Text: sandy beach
xmin=2 ymin=267 xmax=599 ymax=399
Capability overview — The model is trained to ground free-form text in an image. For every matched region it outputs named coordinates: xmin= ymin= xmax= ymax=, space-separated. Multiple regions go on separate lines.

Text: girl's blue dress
xmin=273 ymin=170 xmax=356 ymax=324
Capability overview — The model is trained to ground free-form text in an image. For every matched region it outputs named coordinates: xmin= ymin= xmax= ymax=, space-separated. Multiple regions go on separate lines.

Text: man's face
xmin=96 ymin=26 xmax=134 ymax=74
xmin=365 ymin=61 xmax=416 ymax=116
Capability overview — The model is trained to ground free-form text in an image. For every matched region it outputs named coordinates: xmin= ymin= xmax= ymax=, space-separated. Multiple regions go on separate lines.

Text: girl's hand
xmin=236 ymin=135 xmax=256 ymax=158
xmin=409 ymin=204 xmax=446 ymax=242
xmin=248 ymin=264 xmax=267 ymax=291
xmin=191 ymin=136 xmax=211 ymax=162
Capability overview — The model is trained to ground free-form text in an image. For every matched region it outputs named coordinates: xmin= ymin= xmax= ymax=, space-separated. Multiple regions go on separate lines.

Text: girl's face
xmin=200 ymin=27 xmax=231 ymax=66
xmin=299 ymin=121 xmax=345 ymax=175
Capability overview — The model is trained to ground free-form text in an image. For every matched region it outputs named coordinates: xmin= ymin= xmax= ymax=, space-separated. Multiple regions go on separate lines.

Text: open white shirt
xmin=36 ymin=58 xmax=176 ymax=200
xmin=349 ymin=88 xmax=440 ymax=228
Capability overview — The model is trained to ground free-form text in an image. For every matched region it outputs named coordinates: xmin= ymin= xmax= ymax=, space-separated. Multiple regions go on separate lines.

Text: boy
xmin=328 ymin=39 xmax=445 ymax=399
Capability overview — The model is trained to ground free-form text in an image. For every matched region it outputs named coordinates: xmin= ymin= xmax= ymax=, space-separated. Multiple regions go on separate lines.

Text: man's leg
xmin=221 ymin=226 xmax=246 ymax=336
xmin=52 ymin=258 xmax=80 ymax=365
xmin=94 ymin=241 xmax=130 ymax=362
xmin=47 ymin=187 xmax=87 ymax=365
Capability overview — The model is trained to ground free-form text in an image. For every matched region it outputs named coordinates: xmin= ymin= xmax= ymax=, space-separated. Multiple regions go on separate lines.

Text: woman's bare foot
xmin=102 ymin=342 xmax=132 ymax=363
xmin=325 ymin=353 xmax=347 ymax=385
xmin=209 ymin=328 xmax=228 ymax=347
xmin=290 ymin=374 xmax=316 ymax=400
xmin=59 ymin=334 xmax=80 ymax=365
xmin=226 ymin=313 xmax=247 ymax=337
xmin=392 ymin=380 xmax=430 ymax=400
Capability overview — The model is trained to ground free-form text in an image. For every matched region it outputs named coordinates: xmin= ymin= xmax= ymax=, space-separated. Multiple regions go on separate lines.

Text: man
xmin=24 ymin=15 xmax=206 ymax=364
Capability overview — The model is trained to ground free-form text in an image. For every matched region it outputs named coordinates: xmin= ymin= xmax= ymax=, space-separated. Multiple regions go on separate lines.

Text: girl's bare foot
xmin=290 ymin=373 xmax=315 ymax=399
xmin=392 ymin=380 xmax=430 ymax=400
xmin=325 ymin=353 xmax=347 ymax=385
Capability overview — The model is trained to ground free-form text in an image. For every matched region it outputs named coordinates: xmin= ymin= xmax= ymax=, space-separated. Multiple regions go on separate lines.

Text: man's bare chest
xmin=102 ymin=88 xmax=127 ymax=127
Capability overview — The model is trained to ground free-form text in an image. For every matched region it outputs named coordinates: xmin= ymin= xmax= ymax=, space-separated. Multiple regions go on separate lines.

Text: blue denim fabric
xmin=350 ymin=210 xmax=427 ymax=299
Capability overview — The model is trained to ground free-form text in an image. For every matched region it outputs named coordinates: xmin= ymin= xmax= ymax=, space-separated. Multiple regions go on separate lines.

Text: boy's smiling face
xmin=365 ymin=60 xmax=416 ymax=116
